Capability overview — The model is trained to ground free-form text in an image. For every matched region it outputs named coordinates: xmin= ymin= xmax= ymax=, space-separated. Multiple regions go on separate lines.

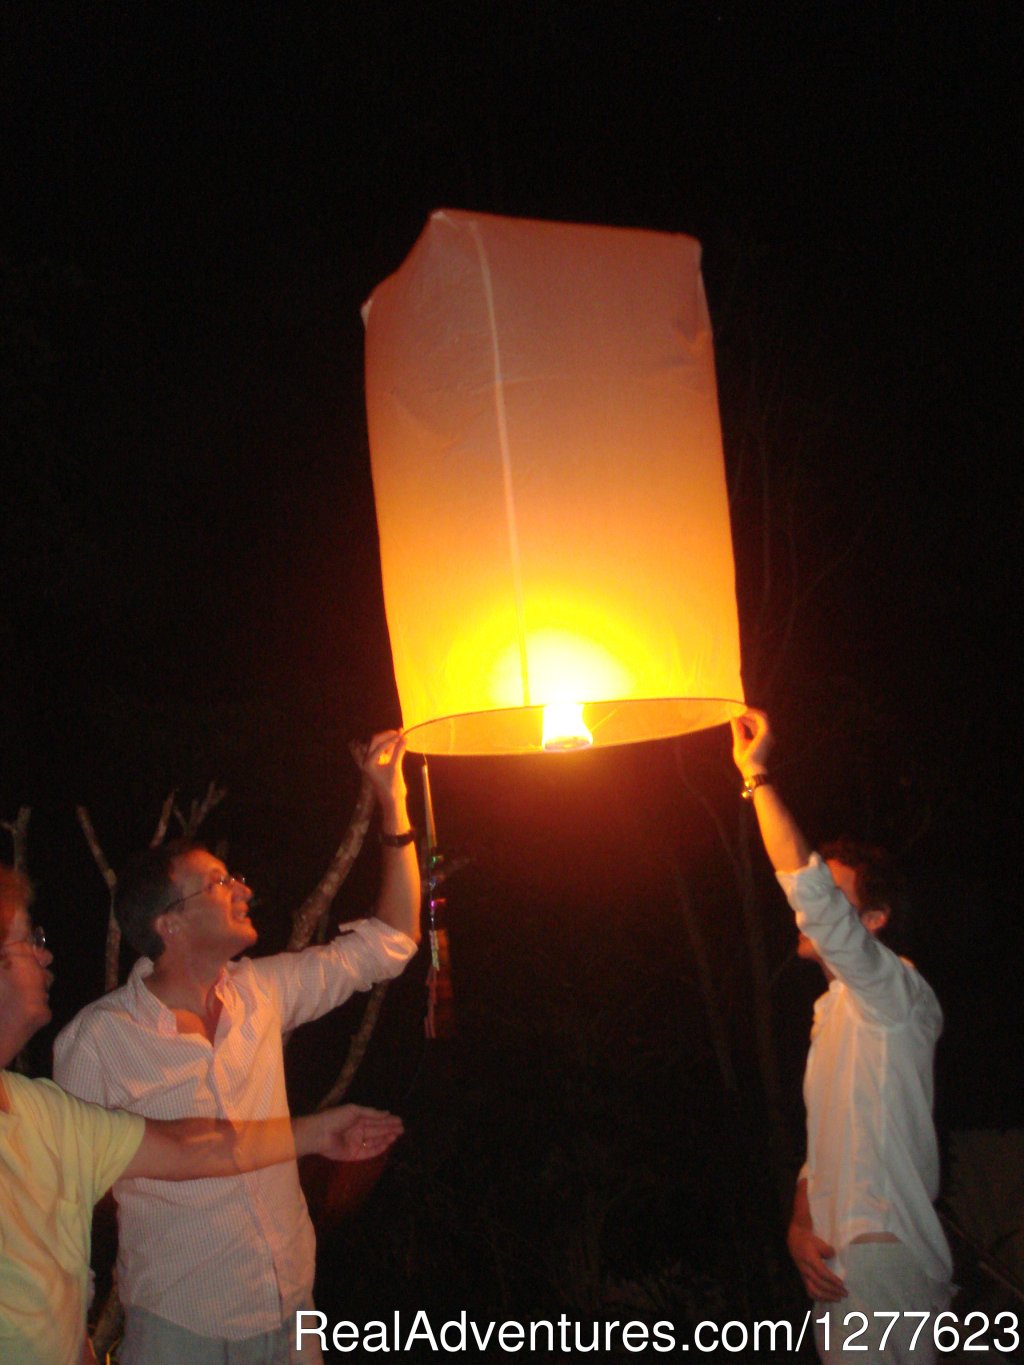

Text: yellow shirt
xmin=0 ymin=1072 xmax=144 ymax=1365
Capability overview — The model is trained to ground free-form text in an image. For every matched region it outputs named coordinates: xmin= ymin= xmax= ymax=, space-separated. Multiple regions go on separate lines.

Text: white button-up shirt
xmin=54 ymin=919 xmax=417 ymax=1339
xmin=778 ymin=855 xmax=952 ymax=1285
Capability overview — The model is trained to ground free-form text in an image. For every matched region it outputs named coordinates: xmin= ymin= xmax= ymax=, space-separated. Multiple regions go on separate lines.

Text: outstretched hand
xmin=312 ymin=1104 xmax=405 ymax=1162
xmin=787 ymin=1222 xmax=847 ymax=1302
xmin=730 ymin=708 xmax=773 ymax=777
xmin=355 ymin=730 xmax=409 ymax=813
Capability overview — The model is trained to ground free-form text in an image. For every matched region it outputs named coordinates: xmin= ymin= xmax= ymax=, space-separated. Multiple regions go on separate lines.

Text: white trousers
xmin=814 ymin=1241 xmax=952 ymax=1365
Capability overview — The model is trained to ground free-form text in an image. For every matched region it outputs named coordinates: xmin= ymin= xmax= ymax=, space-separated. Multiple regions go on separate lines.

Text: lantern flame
xmin=541 ymin=702 xmax=593 ymax=752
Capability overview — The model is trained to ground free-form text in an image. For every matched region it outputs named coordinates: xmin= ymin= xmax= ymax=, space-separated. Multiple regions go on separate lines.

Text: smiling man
xmin=54 ymin=732 xmax=420 ymax=1364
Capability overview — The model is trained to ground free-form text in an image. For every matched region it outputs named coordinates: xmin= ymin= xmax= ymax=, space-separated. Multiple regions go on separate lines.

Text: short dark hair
xmin=114 ymin=839 xmax=205 ymax=961
xmin=819 ymin=837 xmax=906 ymax=945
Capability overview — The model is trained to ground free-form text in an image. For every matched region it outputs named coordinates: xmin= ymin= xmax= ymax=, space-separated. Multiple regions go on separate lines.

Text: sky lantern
xmin=363 ymin=209 xmax=745 ymax=757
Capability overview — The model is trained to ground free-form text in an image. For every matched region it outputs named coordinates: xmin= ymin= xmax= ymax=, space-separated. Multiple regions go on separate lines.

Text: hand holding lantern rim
xmin=730 ymin=707 xmax=773 ymax=778
xmin=356 ymin=730 xmax=420 ymax=941
xmin=357 ymin=730 xmax=409 ymax=818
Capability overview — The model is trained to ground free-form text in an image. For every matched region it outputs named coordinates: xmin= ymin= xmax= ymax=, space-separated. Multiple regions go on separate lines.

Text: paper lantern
xmin=363 ymin=209 xmax=745 ymax=755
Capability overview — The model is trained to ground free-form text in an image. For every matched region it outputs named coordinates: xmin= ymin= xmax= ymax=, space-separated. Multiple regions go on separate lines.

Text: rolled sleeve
xmin=777 ymin=854 xmax=914 ymax=1024
xmin=256 ymin=918 xmax=418 ymax=1031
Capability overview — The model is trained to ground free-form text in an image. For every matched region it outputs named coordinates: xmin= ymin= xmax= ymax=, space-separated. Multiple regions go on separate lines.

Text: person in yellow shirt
xmin=0 ymin=865 xmax=403 ymax=1365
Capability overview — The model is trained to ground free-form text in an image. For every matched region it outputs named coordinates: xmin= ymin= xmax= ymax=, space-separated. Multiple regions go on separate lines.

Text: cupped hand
xmin=316 ymin=1104 xmax=405 ymax=1162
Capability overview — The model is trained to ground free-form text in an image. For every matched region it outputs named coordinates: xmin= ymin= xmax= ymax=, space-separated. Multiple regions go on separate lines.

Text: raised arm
xmin=731 ymin=709 xmax=917 ymax=1017
xmin=122 ymin=1103 xmax=403 ymax=1182
xmin=360 ymin=730 xmax=421 ymax=943
xmin=730 ymin=709 xmax=811 ymax=873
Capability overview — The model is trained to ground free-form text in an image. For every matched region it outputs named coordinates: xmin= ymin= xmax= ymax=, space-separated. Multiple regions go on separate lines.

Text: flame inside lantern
xmin=541 ymin=701 xmax=593 ymax=752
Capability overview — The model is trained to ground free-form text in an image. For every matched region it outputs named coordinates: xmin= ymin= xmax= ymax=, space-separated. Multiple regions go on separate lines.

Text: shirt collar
xmin=127 ymin=956 xmax=233 ymax=1034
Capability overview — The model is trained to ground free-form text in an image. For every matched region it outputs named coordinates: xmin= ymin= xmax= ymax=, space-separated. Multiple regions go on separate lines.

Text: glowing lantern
xmin=363 ymin=209 xmax=745 ymax=755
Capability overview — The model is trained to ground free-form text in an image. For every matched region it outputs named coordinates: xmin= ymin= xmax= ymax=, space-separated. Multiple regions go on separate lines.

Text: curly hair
xmin=819 ymin=837 xmax=906 ymax=945
xmin=114 ymin=838 xmax=204 ymax=961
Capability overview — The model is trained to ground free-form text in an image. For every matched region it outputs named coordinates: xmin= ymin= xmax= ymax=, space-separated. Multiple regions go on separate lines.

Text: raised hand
xmin=356 ymin=730 xmax=409 ymax=816
xmin=730 ymin=708 xmax=773 ymax=777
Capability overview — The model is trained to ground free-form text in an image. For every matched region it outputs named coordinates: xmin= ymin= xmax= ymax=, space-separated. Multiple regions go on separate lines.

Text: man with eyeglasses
xmin=1 ymin=865 xmax=404 ymax=1365
xmin=54 ymin=732 xmax=420 ymax=1364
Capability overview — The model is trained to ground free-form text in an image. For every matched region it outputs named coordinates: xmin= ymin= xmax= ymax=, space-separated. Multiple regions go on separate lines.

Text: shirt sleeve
xmin=53 ymin=1017 xmax=111 ymax=1105
xmin=40 ymin=1079 xmax=145 ymax=1202
xmin=776 ymin=853 xmax=920 ymax=1026
xmin=253 ymin=917 xmax=418 ymax=1032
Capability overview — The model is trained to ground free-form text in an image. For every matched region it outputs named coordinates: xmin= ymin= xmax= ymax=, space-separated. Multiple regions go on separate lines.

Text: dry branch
xmin=1 ymin=806 xmax=31 ymax=870
xmin=288 ymin=770 xmax=376 ymax=951
xmin=150 ymin=790 xmax=176 ymax=847
xmin=76 ymin=806 xmax=117 ymax=892
xmin=176 ymin=781 xmax=227 ymax=838
xmin=316 ymin=981 xmax=390 ymax=1109
xmin=287 ymin=745 xmax=395 ymax=1106
xmin=76 ymin=805 xmax=121 ymax=992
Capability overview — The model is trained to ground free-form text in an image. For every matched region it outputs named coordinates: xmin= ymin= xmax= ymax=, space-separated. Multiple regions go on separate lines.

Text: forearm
xmin=374 ymin=793 xmax=421 ymax=941
xmin=731 ymin=710 xmax=812 ymax=874
xmin=124 ymin=1103 xmax=404 ymax=1180
xmin=127 ymin=1113 xmax=301 ymax=1181
xmin=787 ymin=1175 xmax=816 ymax=1263
xmin=790 ymin=1176 xmax=812 ymax=1234
xmin=747 ymin=781 xmax=812 ymax=875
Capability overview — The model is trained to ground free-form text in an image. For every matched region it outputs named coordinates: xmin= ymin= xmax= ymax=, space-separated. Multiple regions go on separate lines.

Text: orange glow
xmin=364 ymin=210 xmax=745 ymax=755
xmin=489 ymin=624 xmax=634 ymax=711
xmin=542 ymin=702 xmax=593 ymax=752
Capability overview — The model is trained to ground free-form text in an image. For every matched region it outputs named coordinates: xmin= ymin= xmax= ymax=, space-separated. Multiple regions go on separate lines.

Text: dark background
xmin=2 ymin=3 xmax=1021 ymax=1356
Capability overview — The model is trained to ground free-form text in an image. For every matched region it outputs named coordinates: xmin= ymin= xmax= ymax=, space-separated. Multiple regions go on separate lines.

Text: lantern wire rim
xmin=400 ymin=695 xmax=748 ymax=757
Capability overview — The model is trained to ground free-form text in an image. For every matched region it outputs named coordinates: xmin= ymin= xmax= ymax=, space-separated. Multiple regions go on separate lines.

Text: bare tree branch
xmin=76 ymin=806 xmax=121 ymax=991
xmin=1 ymin=806 xmax=31 ymax=871
xmin=288 ymin=767 xmax=376 ymax=952
xmin=177 ymin=781 xmax=227 ymax=839
xmin=76 ymin=806 xmax=117 ymax=892
xmin=150 ymin=790 xmax=176 ymax=848
xmin=316 ymin=981 xmax=390 ymax=1109
xmin=286 ymin=743 xmax=398 ymax=1105
xmin=102 ymin=896 xmax=121 ymax=995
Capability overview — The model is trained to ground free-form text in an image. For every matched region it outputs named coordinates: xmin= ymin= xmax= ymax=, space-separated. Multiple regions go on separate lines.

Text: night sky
xmin=2 ymin=1 xmax=1022 ymax=1343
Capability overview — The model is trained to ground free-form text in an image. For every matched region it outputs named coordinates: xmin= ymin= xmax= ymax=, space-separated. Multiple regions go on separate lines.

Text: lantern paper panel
xmin=363 ymin=209 xmax=745 ymax=755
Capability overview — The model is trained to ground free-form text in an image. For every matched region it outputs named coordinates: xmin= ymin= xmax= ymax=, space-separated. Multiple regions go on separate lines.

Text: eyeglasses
xmin=1 ymin=924 xmax=47 ymax=957
xmin=162 ymin=873 xmax=248 ymax=914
